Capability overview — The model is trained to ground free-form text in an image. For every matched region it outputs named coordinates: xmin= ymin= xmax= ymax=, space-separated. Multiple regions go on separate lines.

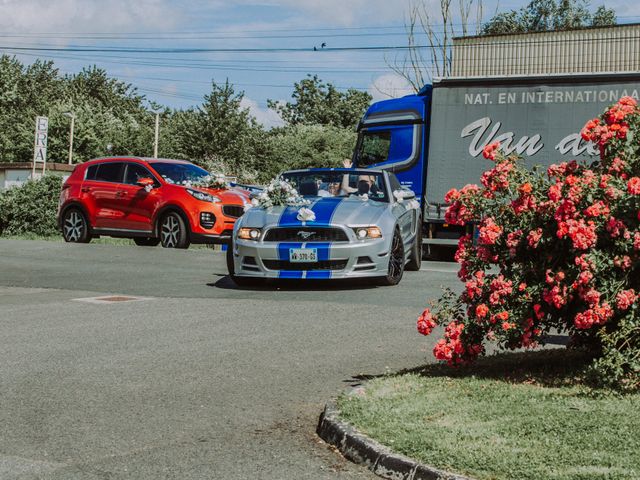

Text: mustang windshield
xmin=150 ymin=162 xmax=209 ymax=185
xmin=282 ymin=170 xmax=388 ymax=202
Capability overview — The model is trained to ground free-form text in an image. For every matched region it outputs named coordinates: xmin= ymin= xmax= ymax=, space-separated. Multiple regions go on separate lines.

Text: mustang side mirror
xmin=136 ymin=177 xmax=155 ymax=188
xmin=393 ymin=188 xmax=416 ymax=202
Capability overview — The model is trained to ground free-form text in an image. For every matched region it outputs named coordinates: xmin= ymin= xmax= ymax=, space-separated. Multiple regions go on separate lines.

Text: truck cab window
xmin=357 ymin=130 xmax=391 ymax=167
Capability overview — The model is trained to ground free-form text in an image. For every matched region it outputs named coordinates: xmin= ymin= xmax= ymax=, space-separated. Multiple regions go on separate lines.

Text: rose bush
xmin=418 ymin=96 xmax=640 ymax=391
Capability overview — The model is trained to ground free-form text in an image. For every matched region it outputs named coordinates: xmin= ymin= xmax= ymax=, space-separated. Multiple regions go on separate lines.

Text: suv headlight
xmin=353 ymin=226 xmax=382 ymax=239
xmin=238 ymin=227 xmax=262 ymax=240
xmin=186 ymin=188 xmax=220 ymax=203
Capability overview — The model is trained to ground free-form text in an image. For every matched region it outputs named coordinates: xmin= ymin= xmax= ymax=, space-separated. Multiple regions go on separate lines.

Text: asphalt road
xmin=0 ymin=239 xmax=460 ymax=480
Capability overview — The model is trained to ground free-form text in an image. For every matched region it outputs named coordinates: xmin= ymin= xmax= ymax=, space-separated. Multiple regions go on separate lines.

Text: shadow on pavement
xmin=209 ymin=275 xmax=379 ymax=291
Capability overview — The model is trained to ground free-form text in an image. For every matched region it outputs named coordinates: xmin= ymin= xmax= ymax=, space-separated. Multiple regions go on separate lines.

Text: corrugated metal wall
xmin=451 ymin=24 xmax=640 ymax=77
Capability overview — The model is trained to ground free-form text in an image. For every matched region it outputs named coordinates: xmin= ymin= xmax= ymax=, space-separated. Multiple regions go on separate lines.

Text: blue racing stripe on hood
xmin=278 ymin=197 xmax=343 ymax=227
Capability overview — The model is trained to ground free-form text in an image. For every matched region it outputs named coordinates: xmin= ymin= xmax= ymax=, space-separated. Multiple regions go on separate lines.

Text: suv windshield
xmin=281 ymin=170 xmax=388 ymax=202
xmin=150 ymin=162 xmax=209 ymax=185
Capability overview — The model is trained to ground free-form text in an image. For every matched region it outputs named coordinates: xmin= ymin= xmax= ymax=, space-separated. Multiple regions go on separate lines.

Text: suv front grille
xmin=223 ymin=205 xmax=244 ymax=218
xmin=264 ymin=227 xmax=348 ymax=242
xmin=263 ymin=259 xmax=348 ymax=271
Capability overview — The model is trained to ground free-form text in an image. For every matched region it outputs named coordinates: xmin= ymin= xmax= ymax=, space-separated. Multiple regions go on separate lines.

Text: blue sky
xmin=1 ymin=0 xmax=638 ymax=127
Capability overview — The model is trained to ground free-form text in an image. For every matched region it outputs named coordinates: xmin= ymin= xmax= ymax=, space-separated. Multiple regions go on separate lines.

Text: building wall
xmin=452 ymin=24 xmax=640 ymax=78
xmin=0 ymin=164 xmax=74 ymax=190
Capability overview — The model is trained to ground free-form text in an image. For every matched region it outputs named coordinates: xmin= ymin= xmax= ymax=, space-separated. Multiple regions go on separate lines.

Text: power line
xmin=2 ymin=50 xmax=391 ymax=74
xmin=3 ymin=31 xmax=640 ymax=55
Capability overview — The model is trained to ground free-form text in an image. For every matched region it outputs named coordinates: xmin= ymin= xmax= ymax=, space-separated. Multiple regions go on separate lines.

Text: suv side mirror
xmin=136 ymin=177 xmax=155 ymax=188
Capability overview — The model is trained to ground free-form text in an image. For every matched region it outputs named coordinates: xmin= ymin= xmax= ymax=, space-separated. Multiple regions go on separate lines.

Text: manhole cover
xmin=72 ymin=295 xmax=150 ymax=304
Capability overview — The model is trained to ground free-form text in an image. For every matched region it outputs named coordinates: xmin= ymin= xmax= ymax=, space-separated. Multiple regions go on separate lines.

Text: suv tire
xmin=160 ymin=211 xmax=190 ymax=249
xmin=62 ymin=208 xmax=91 ymax=243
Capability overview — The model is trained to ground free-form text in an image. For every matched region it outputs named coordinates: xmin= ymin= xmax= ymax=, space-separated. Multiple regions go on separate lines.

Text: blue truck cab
xmin=352 ymin=85 xmax=464 ymax=255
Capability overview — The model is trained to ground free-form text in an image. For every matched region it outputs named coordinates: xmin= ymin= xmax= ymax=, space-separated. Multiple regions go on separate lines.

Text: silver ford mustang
xmin=226 ymin=168 xmax=423 ymax=286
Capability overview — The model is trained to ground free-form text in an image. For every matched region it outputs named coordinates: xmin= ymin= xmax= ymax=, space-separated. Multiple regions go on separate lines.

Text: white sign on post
xmin=33 ymin=116 xmax=48 ymax=176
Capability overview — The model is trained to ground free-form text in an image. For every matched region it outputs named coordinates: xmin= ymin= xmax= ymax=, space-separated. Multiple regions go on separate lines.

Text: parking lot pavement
xmin=0 ymin=239 xmax=460 ymax=480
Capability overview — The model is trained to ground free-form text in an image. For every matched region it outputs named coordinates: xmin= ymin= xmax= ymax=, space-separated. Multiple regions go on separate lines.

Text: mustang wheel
xmin=380 ymin=227 xmax=404 ymax=286
xmin=134 ymin=237 xmax=160 ymax=247
xmin=405 ymin=220 xmax=422 ymax=271
xmin=62 ymin=208 xmax=91 ymax=243
xmin=160 ymin=212 xmax=190 ymax=249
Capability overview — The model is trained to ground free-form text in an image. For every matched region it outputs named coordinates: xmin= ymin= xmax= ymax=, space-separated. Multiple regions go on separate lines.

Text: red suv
xmin=57 ymin=157 xmax=249 ymax=248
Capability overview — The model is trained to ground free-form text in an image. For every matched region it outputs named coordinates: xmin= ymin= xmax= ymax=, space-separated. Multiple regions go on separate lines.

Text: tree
xmin=387 ymin=0 xmax=485 ymax=93
xmin=0 ymin=56 xmax=63 ymax=162
xmin=169 ymin=80 xmax=266 ymax=181
xmin=262 ymin=124 xmax=355 ymax=182
xmin=482 ymin=0 xmax=616 ymax=35
xmin=0 ymin=57 xmax=156 ymax=163
xmin=61 ymin=67 xmax=155 ymax=162
xmin=268 ymin=75 xmax=371 ymax=129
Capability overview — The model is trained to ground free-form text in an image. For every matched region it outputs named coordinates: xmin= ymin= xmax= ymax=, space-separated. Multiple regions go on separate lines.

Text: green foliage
xmin=267 ymin=75 xmax=371 ymax=129
xmin=482 ymin=0 xmax=616 ymax=35
xmin=261 ymin=124 xmax=355 ymax=182
xmin=0 ymin=56 xmax=359 ymax=185
xmin=0 ymin=175 xmax=62 ymax=236
xmin=162 ymin=80 xmax=268 ymax=183
xmin=0 ymin=56 xmax=156 ymax=163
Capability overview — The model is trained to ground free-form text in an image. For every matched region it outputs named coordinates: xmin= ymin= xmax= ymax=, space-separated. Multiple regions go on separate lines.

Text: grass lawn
xmin=337 ymin=350 xmax=639 ymax=480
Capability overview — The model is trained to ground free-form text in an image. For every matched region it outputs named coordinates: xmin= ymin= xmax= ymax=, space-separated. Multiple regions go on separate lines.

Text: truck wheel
xmin=134 ymin=237 xmax=160 ymax=246
xmin=62 ymin=208 xmax=91 ymax=243
xmin=379 ymin=228 xmax=404 ymax=286
xmin=160 ymin=212 xmax=190 ymax=249
xmin=405 ymin=222 xmax=422 ymax=271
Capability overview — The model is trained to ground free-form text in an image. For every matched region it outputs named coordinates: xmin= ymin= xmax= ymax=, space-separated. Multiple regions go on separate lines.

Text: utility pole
xmin=63 ymin=112 xmax=75 ymax=164
xmin=152 ymin=110 xmax=161 ymax=158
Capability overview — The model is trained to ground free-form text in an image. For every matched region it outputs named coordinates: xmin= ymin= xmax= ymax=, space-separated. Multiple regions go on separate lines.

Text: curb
xmin=316 ymin=400 xmax=474 ymax=480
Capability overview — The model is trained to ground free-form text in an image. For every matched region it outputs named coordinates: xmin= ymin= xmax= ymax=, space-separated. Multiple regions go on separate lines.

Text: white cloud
xmin=369 ymin=73 xmax=414 ymax=101
xmin=0 ymin=0 xmax=182 ymax=33
xmin=270 ymin=0 xmax=408 ymax=26
xmin=210 ymin=0 xmax=409 ymax=27
xmin=240 ymin=96 xmax=285 ymax=129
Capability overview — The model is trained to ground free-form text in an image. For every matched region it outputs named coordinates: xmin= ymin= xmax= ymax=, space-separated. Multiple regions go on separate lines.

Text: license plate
xmin=289 ymin=248 xmax=318 ymax=262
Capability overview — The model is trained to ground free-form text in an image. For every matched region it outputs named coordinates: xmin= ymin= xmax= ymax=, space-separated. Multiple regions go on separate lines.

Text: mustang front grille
xmin=223 ymin=205 xmax=244 ymax=218
xmin=263 ymin=227 xmax=348 ymax=242
xmin=262 ymin=259 xmax=348 ymax=271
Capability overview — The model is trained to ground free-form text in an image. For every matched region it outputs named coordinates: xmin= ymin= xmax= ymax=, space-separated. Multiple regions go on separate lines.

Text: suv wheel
xmin=160 ymin=212 xmax=190 ymax=249
xmin=62 ymin=208 xmax=91 ymax=243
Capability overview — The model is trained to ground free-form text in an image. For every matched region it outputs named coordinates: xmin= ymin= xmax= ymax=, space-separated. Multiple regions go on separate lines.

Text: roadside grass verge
xmin=0 ymin=234 xmax=220 ymax=249
xmin=1 ymin=233 xmax=134 ymax=245
xmin=337 ymin=349 xmax=639 ymax=480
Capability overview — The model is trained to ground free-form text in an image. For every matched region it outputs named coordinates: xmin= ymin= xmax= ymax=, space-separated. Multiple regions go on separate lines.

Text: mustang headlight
xmin=238 ymin=227 xmax=262 ymax=240
xmin=186 ymin=188 xmax=220 ymax=203
xmin=353 ymin=226 xmax=383 ymax=239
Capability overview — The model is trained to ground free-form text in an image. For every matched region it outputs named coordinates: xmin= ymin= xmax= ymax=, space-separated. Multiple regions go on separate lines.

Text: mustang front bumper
xmin=231 ymin=237 xmax=392 ymax=279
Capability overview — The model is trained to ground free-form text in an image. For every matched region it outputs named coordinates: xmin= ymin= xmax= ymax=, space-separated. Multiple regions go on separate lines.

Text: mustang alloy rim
xmin=388 ymin=232 xmax=403 ymax=280
xmin=161 ymin=215 xmax=180 ymax=247
xmin=64 ymin=211 xmax=84 ymax=241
